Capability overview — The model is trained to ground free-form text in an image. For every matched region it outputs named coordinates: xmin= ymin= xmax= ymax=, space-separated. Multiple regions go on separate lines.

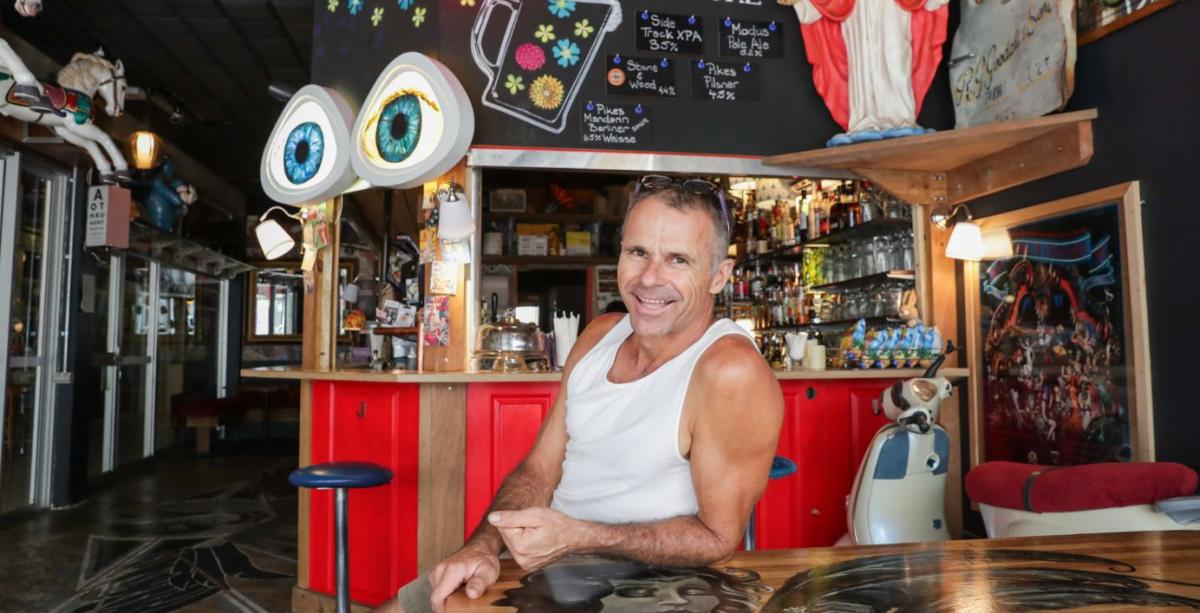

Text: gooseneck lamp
xmin=255 ymin=205 xmax=303 ymax=260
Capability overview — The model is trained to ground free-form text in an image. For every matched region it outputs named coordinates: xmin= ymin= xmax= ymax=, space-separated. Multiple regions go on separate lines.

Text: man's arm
xmin=489 ymin=335 xmax=784 ymax=568
xmin=426 ymin=313 xmax=625 ymax=611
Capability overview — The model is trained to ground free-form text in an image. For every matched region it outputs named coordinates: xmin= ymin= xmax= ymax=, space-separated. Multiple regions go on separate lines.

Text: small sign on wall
xmin=85 ymin=186 xmax=131 ymax=249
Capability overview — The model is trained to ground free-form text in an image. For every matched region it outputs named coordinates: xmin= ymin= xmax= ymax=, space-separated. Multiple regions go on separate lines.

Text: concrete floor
xmin=0 ymin=453 xmax=298 ymax=612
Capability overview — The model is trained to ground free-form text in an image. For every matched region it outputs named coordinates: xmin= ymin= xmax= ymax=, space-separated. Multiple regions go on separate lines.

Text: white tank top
xmin=550 ymin=315 xmax=755 ymax=524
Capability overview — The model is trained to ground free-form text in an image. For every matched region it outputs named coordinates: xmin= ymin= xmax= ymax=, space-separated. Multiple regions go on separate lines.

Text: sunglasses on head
xmin=635 ymin=174 xmax=730 ymax=234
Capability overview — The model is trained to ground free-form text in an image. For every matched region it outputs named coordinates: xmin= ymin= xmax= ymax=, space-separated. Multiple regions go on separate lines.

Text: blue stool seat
xmin=289 ymin=462 xmax=393 ymax=489
xmin=769 ymin=456 xmax=797 ymax=480
xmin=290 ymin=461 xmax=393 ymax=613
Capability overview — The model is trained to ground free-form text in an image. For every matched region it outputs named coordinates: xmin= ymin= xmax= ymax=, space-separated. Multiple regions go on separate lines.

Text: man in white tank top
xmin=376 ymin=178 xmax=784 ymax=613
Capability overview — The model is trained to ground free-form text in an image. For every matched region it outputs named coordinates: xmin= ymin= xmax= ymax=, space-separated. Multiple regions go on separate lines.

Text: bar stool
xmin=290 ymin=461 xmax=394 ymax=613
xmin=743 ymin=455 xmax=797 ymax=551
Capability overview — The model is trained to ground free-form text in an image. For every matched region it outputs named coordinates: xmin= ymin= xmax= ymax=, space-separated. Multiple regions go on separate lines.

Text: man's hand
xmin=428 ymin=543 xmax=500 ymax=613
xmin=489 ymin=507 xmax=581 ymax=570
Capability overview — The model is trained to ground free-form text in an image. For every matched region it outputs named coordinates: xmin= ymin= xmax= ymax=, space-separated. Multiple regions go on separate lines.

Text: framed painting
xmin=965 ymin=182 xmax=1153 ymax=468
xmin=1077 ymin=0 xmax=1177 ymax=46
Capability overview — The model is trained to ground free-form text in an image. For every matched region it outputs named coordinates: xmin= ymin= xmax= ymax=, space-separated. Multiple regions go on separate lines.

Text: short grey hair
xmin=621 ymin=184 xmax=731 ymax=272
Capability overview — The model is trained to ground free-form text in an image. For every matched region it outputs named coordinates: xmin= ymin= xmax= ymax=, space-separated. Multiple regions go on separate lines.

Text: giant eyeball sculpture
xmin=260 ymin=85 xmax=358 ymax=206
xmin=350 ymin=52 xmax=474 ymax=189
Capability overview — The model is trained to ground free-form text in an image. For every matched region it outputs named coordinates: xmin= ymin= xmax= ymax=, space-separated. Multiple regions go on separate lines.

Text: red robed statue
xmin=779 ymin=0 xmax=948 ymax=146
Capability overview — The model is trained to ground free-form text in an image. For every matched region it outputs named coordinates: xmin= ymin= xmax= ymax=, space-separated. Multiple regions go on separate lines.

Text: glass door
xmin=0 ymin=155 xmax=69 ymax=512
xmin=99 ymin=255 xmax=153 ymax=472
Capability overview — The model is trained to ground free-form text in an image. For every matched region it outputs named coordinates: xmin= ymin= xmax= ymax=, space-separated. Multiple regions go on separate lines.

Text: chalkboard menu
xmin=718 ymin=17 xmax=784 ymax=59
xmin=580 ymin=101 xmax=653 ymax=148
xmin=691 ymin=60 xmax=760 ymax=102
xmin=605 ymin=54 xmax=678 ymax=97
xmin=635 ymin=10 xmax=705 ymax=55
xmin=309 ymin=0 xmax=891 ymax=157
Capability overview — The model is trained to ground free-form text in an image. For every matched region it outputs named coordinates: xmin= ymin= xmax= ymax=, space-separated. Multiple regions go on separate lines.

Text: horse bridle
xmin=95 ymin=65 xmax=125 ymax=111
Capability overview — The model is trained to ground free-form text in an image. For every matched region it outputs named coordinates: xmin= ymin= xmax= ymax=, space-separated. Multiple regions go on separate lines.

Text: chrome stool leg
xmin=336 ymin=488 xmax=349 ymax=613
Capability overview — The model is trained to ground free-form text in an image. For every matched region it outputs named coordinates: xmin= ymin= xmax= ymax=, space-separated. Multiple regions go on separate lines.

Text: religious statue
xmin=778 ymin=0 xmax=949 ymax=146
xmin=130 ymin=157 xmax=198 ymax=233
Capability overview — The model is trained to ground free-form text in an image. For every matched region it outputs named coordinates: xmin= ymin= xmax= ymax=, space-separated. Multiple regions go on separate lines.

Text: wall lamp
xmin=255 ymin=205 xmax=302 ymax=259
xmin=932 ymin=204 xmax=984 ymax=261
xmin=437 ymin=181 xmax=474 ymax=240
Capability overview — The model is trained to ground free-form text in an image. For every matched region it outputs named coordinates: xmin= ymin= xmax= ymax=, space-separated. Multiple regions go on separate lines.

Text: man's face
xmin=618 ymin=197 xmax=731 ymax=339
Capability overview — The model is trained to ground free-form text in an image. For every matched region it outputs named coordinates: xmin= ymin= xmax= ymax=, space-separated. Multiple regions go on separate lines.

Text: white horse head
xmin=58 ymin=52 xmax=126 ymax=118
xmin=14 ymin=0 xmax=41 ymax=17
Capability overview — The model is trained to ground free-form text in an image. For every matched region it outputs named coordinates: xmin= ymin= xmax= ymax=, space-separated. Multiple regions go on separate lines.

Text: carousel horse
xmin=0 ymin=50 xmax=129 ymax=182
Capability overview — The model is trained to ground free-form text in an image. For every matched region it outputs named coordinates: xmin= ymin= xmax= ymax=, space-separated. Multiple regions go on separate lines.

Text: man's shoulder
xmin=694 ymin=333 xmax=773 ymax=388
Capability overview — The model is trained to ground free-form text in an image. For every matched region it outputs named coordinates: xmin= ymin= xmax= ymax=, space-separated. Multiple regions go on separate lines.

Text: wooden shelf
xmin=762 ymin=110 xmax=1097 ymax=205
xmin=482 ymin=255 xmax=617 ymax=269
xmin=742 ymin=219 xmax=913 ymax=264
xmin=482 ymin=212 xmax=624 ymax=223
xmin=810 ymin=270 xmax=914 ymax=292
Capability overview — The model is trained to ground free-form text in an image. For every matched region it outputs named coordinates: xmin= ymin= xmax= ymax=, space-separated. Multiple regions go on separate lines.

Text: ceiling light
xmin=128 ymin=130 xmax=162 ymax=170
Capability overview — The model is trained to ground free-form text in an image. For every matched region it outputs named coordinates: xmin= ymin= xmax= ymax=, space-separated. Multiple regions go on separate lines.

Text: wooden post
xmin=421 ymin=160 xmax=470 ymax=372
xmin=918 ymin=205 xmax=965 ymax=539
xmin=296 ymin=197 xmax=342 ymax=591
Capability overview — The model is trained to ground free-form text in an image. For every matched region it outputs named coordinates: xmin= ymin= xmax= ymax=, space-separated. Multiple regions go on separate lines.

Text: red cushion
xmin=966 ymin=461 xmax=1198 ymax=513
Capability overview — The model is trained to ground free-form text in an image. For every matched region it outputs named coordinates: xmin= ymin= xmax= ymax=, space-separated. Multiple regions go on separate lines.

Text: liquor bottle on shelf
xmin=829 ymin=184 xmax=846 ymax=232
xmin=796 ymin=192 xmax=810 ymax=244
xmin=845 ymin=182 xmax=862 ymax=228
xmin=757 ymin=206 xmax=771 ymax=254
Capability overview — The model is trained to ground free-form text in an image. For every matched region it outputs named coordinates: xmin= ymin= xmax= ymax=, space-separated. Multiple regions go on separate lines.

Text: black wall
xmin=967 ymin=3 xmax=1200 ymax=470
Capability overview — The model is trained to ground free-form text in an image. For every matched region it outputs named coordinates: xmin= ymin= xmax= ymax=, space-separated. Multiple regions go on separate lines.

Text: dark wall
xmin=967 ymin=3 xmax=1200 ymax=469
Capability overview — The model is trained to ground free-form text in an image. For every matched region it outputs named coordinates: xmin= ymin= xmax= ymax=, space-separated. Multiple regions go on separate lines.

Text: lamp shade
xmin=255 ymin=218 xmax=296 ymax=259
xmin=945 ymin=221 xmax=984 ymax=261
xmin=981 ymin=228 xmax=1014 ymax=259
xmin=438 ymin=196 xmax=475 ymax=240
xmin=129 ymin=130 xmax=162 ymax=170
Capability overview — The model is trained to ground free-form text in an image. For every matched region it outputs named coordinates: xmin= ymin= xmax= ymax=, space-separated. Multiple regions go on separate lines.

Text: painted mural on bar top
xmin=979 ymin=204 xmax=1130 ymax=466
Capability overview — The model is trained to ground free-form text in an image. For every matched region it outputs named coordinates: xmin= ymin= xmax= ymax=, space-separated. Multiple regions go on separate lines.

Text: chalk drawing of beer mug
xmin=472 ymin=0 xmax=622 ymax=134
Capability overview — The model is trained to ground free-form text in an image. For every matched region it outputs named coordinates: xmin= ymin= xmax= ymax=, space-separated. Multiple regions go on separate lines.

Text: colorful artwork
xmin=429 ymin=261 xmax=458 ymax=294
xmin=973 ymin=186 xmax=1153 ymax=466
xmin=423 ymin=295 xmax=450 ymax=346
xmin=761 ymin=549 xmax=1200 ymax=611
xmin=1077 ymin=0 xmax=1176 ymax=45
xmin=493 ymin=559 xmax=771 ymax=612
xmin=471 ymin=0 xmax=622 ymax=133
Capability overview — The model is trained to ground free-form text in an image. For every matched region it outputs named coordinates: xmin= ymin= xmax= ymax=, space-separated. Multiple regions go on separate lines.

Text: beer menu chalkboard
xmin=310 ymin=0 xmax=925 ymax=157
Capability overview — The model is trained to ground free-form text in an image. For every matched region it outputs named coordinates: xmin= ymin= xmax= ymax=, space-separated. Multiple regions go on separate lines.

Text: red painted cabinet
xmin=753 ymin=379 xmax=899 ymax=549
xmin=309 ymin=381 xmax=420 ymax=606
xmin=464 ymin=382 xmax=559 ymax=539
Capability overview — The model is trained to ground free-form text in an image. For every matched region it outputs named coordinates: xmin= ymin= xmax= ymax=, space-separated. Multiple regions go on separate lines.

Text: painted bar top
xmin=447 ymin=530 xmax=1200 ymax=612
xmin=240 ymin=365 xmax=969 ymax=383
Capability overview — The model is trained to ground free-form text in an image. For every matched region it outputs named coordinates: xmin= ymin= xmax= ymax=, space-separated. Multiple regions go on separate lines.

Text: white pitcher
xmin=785 ymin=332 xmax=808 ymax=362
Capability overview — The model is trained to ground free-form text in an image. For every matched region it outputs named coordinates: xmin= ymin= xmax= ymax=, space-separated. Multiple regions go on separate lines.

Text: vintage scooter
xmin=843 ymin=342 xmax=956 ymax=545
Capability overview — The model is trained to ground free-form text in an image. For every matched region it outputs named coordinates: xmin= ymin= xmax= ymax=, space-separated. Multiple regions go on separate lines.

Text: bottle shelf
xmin=740 ymin=218 xmax=913 ymax=265
xmin=810 ymin=270 xmax=914 ymax=293
xmin=482 ymin=212 xmax=625 ymax=223
xmin=482 ymin=255 xmax=618 ymax=269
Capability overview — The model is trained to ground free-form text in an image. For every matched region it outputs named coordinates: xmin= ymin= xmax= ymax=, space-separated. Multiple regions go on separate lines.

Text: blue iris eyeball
xmin=376 ymin=93 xmax=422 ymax=164
xmin=282 ymin=121 xmax=324 ymax=185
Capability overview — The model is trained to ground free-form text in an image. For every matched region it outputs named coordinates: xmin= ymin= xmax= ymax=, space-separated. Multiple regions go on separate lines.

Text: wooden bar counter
xmin=242 ymin=365 xmax=968 ymax=609
xmin=448 ymin=530 xmax=1200 ymax=612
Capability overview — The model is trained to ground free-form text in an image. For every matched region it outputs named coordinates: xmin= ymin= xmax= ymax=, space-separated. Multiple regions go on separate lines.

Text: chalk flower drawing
xmin=348 ymin=0 xmax=362 ymax=15
xmin=553 ymin=39 xmax=580 ymax=67
xmin=397 ymin=0 xmax=413 ymax=9
xmin=327 ymin=0 xmax=338 ymax=13
xmin=505 ymin=75 xmax=525 ymax=94
xmin=548 ymin=0 xmax=575 ymax=18
xmin=461 ymin=0 xmax=475 ymax=5
xmin=529 ymin=75 xmax=564 ymax=110
xmin=515 ymin=43 xmax=546 ymax=71
xmin=535 ymin=24 xmax=555 ymax=43
xmin=574 ymin=19 xmax=593 ymax=38
xmin=412 ymin=6 xmax=426 ymax=26
xmin=371 ymin=6 xmax=384 ymax=25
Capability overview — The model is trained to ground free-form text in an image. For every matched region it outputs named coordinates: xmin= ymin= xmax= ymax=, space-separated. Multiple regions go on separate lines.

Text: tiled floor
xmin=0 ymin=454 xmax=297 ymax=612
